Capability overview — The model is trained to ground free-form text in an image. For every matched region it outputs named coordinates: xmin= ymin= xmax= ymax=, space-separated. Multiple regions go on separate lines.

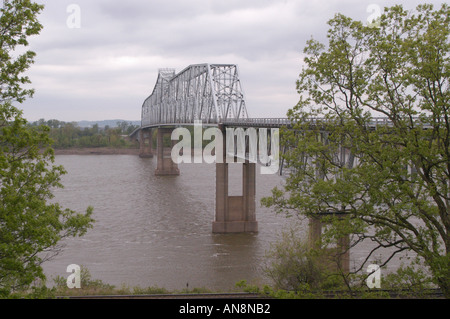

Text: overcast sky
xmin=19 ymin=0 xmax=445 ymax=122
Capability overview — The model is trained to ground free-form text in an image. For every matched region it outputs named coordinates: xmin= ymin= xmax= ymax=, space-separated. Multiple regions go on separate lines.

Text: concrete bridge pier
xmin=213 ymin=161 xmax=258 ymax=233
xmin=139 ymin=128 xmax=154 ymax=158
xmin=155 ymin=127 xmax=180 ymax=176
xmin=212 ymin=128 xmax=258 ymax=233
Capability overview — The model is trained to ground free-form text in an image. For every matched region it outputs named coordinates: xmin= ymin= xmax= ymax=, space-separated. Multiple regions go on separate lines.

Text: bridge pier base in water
xmin=139 ymin=128 xmax=154 ymax=158
xmin=155 ymin=127 xmax=180 ymax=176
xmin=213 ymin=161 xmax=258 ymax=233
xmin=308 ymin=213 xmax=350 ymax=273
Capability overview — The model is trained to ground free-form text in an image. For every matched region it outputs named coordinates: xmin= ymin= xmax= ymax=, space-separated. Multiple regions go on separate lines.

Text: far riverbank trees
xmin=29 ymin=119 xmax=139 ymax=149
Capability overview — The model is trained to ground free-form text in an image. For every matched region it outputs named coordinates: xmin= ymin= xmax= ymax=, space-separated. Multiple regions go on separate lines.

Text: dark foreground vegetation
xmin=8 ymin=266 xmax=444 ymax=299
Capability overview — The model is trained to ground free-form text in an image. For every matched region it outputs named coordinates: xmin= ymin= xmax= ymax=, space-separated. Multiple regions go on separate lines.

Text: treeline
xmin=29 ymin=119 xmax=139 ymax=149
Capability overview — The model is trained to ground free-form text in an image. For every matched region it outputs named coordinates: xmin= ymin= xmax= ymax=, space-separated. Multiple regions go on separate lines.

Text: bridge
xmin=130 ymin=64 xmax=288 ymax=234
xmin=127 ymin=63 xmax=301 ymax=235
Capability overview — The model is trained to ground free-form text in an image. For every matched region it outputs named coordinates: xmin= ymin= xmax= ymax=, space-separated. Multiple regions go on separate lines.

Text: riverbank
xmin=53 ymin=147 xmax=140 ymax=155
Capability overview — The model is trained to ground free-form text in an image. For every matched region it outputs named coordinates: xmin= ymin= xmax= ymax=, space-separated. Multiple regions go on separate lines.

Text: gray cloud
xmin=20 ymin=0 xmax=445 ymax=122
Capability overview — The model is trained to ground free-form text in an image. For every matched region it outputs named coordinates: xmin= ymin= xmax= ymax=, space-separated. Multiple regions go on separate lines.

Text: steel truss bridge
xmin=140 ymin=64 xmax=248 ymax=128
xmin=131 ymin=63 xmax=397 ymax=174
xmin=136 ymin=63 xmax=397 ymax=128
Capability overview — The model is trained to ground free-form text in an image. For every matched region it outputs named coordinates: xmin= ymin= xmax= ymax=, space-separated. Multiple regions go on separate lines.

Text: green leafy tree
xmin=0 ymin=0 xmax=94 ymax=296
xmin=262 ymin=4 xmax=450 ymax=297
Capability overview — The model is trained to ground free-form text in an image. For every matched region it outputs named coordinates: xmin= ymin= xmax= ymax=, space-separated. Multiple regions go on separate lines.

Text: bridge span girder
xmin=141 ymin=64 xmax=249 ymax=128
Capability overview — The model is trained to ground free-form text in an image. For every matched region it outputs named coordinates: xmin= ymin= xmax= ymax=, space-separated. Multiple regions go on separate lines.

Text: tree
xmin=0 ymin=1 xmax=94 ymax=296
xmin=262 ymin=4 xmax=450 ymax=297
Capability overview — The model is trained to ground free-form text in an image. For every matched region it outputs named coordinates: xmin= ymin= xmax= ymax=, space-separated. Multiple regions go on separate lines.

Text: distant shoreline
xmin=53 ymin=147 xmax=140 ymax=155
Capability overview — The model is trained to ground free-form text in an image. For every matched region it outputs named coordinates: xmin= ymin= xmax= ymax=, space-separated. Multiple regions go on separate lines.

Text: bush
xmin=263 ymin=228 xmax=344 ymax=292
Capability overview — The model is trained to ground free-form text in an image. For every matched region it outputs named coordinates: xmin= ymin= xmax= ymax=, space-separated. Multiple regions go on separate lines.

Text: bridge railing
xmin=137 ymin=116 xmax=434 ymax=130
xmin=222 ymin=116 xmax=435 ymax=128
xmin=222 ymin=118 xmax=292 ymax=127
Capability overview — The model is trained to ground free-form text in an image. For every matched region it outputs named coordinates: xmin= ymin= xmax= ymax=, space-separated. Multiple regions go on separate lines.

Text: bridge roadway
xmin=131 ymin=116 xmax=397 ymax=134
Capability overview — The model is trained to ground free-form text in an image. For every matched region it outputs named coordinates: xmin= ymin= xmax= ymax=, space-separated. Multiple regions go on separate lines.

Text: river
xmin=43 ymin=154 xmax=299 ymax=291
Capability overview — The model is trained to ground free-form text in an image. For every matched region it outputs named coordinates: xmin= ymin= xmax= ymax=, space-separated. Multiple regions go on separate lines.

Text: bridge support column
xmin=155 ymin=127 xmax=180 ymax=176
xmin=308 ymin=213 xmax=350 ymax=273
xmin=139 ymin=128 xmax=153 ymax=158
xmin=213 ymin=160 xmax=258 ymax=233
